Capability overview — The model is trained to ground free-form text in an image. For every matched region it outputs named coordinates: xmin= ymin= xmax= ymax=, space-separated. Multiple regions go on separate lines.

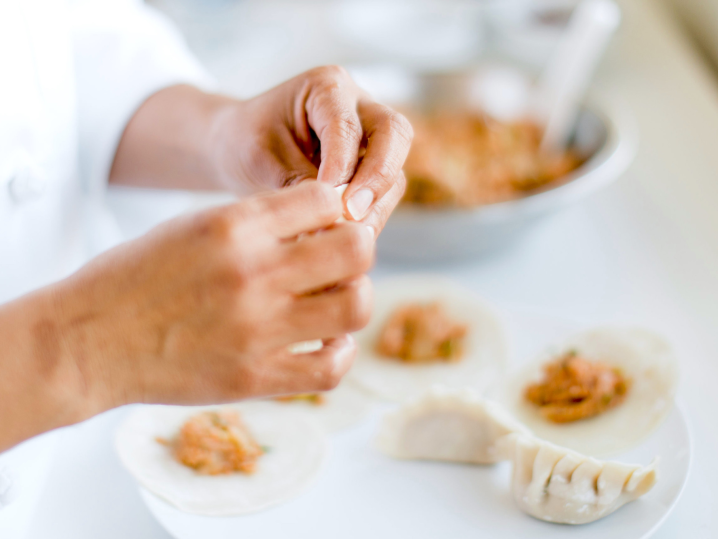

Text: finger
xmin=248 ymin=180 xmax=342 ymax=238
xmin=266 ymin=334 xmax=357 ymax=395
xmin=343 ymin=102 xmax=413 ymax=221
xmin=281 ymin=275 xmax=373 ymax=343
xmin=304 ymin=66 xmax=364 ymax=187
xmin=362 ymin=171 xmax=406 ymax=236
xmin=274 ymin=221 xmax=375 ymax=293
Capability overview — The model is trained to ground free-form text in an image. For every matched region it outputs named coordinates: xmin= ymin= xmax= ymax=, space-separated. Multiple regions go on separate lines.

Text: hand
xmin=0 ymin=181 xmax=374 ymax=449
xmin=218 ymin=66 xmax=413 ymax=234
xmin=111 ymin=68 xmax=413 ymax=237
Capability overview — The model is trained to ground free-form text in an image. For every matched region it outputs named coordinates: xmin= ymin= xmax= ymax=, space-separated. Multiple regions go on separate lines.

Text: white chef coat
xmin=0 ymin=0 xmax=213 ymax=536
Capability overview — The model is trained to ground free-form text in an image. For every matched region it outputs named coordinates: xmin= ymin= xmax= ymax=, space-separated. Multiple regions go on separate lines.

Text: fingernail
xmin=365 ymin=225 xmax=375 ymax=242
xmin=347 ymin=189 xmax=374 ymax=220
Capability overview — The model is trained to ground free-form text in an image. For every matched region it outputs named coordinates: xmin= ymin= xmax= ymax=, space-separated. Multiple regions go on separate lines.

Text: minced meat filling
xmin=403 ymin=112 xmax=582 ymax=207
xmin=376 ymin=302 xmax=467 ymax=363
xmin=524 ymin=352 xmax=630 ymax=423
xmin=163 ymin=410 xmax=264 ymax=475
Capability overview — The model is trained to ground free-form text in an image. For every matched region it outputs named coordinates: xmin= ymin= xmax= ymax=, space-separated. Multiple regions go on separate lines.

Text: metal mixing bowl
xmin=352 ymin=68 xmax=638 ymax=262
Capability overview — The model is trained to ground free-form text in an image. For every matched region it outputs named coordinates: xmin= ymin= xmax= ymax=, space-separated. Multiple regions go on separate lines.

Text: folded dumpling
xmin=375 ymin=387 xmax=528 ymax=464
xmin=497 ymin=432 xmax=658 ymax=524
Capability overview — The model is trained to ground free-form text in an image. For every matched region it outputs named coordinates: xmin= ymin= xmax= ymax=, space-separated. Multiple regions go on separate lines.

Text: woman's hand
xmin=215 ymin=66 xmax=414 ymax=234
xmin=0 ymin=182 xmax=373 ymax=450
xmin=110 ymin=66 xmax=413 ymax=235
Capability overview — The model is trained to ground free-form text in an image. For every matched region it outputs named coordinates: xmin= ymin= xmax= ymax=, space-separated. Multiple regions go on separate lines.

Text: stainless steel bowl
xmin=351 ymin=68 xmax=638 ymax=262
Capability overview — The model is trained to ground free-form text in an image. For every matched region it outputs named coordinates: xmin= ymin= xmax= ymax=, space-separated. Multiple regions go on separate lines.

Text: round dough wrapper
xmin=491 ymin=327 xmax=679 ymax=457
xmin=240 ymin=381 xmax=377 ymax=432
xmin=349 ymin=275 xmax=508 ymax=402
xmin=115 ymin=404 xmax=327 ymax=516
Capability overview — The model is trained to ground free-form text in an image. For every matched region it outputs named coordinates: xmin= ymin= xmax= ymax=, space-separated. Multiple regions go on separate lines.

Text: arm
xmin=108 ymin=84 xmax=232 ymax=193
xmin=0 ymin=182 xmax=373 ymax=452
xmin=0 ymin=290 xmax=91 ymax=451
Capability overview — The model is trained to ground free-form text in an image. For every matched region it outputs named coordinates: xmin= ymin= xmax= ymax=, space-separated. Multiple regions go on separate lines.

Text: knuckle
xmin=315 ymin=64 xmax=349 ymax=82
xmin=316 ymin=359 xmax=343 ymax=391
xmin=373 ymin=158 xmax=399 ymax=187
xmin=335 ymin=112 xmax=363 ymax=143
xmin=307 ymin=180 xmax=342 ymax=212
xmin=196 ymin=208 xmax=237 ymax=243
xmin=378 ymin=107 xmax=415 ymax=145
xmin=232 ymin=365 xmax=264 ymax=398
xmin=343 ymin=225 xmax=373 ymax=270
xmin=395 ymin=171 xmax=408 ymax=199
xmin=340 ymin=279 xmax=372 ymax=331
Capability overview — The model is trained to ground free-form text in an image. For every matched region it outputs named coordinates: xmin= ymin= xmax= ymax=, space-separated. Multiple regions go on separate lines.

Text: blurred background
xmin=110 ymin=0 xmax=718 ymax=266
xmin=95 ymin=0 xmax=718 ymax=324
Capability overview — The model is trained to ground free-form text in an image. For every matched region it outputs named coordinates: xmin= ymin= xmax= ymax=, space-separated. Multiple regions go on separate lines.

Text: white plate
xmin=137 ymin=307 xmax=691 ymax=539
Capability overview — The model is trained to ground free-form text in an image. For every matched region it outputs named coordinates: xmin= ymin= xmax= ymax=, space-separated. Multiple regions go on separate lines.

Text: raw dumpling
xmin=350 ymin=275 xmax=507 ymax=402
xmin=491 ymin=327 xmax=679 ymax=456
xmin=376 ymin=387 xmax=528 ymax=464
xmin=115 ymin=404 xmax=327 ymax=516
xmin=497 ymin=432 xmax=658 ymax=525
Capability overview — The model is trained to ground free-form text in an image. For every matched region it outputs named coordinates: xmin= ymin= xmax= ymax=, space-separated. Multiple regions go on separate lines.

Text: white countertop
xmin=26 ymin=0 xmax=718 ymax=536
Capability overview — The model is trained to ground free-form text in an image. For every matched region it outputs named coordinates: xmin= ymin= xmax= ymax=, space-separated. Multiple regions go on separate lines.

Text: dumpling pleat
xmin=597 ymin=462 xmax=635 ymax=505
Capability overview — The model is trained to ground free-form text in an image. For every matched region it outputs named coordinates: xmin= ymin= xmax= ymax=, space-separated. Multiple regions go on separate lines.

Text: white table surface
xmin=26 ymin=0 xmax=718 ymax=537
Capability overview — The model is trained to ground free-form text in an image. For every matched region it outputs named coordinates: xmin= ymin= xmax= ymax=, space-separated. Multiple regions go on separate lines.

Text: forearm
xmin=109 ymin=84 xmax=239 ymax=192
xmin=0 ymin=287 xmax=96 ymax=452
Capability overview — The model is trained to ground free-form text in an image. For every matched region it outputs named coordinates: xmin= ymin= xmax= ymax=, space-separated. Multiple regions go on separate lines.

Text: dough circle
xmin=491 ymin=327 xmax=679 ymax=457
xmin=349 ymin=274 xmax=508 ymax=402
xmin=115 ymin=404 xmax=327 ymax=516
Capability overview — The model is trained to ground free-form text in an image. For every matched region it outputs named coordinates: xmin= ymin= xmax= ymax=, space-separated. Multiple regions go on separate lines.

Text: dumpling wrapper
xmin=349 ymin=275 xmax=507 ymax=402
xmin=491 ymin=327 xmax=679 ymax=457
xmin=241 ymin=381 xmax=376 ymax=433
xmin=498 ymin=432 xmax=658 ymax=525
xmin=115 ymin=404 xmax=327 ymax=516
xmin=376 ymin=386 xmax=528 ymax=464
xmin=287 ymin=340 xmax=324 ymax=355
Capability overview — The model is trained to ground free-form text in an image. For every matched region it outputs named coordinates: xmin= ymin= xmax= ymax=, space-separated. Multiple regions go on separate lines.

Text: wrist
xmin=0 ymin=286 xmax=100 ymax=450
xmin=47 ymin=269 xmax=148 ymax=414
xmin=208 ymin=96 xmax=257 ymax=195
xmin=110 ymin=85 xmax=246 ymax=193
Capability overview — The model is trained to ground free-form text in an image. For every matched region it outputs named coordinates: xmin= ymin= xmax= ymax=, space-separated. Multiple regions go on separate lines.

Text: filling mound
xmin=161 ymin=410 xmax=264 ymax=475
xmin=524 ymin=352 xmax=631 ymax=423
xmin=376 ymin=302 xmax=468 ymax=363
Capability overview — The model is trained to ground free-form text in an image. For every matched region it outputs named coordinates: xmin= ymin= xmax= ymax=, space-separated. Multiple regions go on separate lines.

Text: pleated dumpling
xmin=375 ymin=387 xmax=528 ymax=464
xmin=497 ymin=433 xmax=658 ymax=525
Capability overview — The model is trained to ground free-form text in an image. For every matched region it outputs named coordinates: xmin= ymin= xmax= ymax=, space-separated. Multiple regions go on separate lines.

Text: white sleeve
xmin=71 ymin=0 xmax=217 ymax=195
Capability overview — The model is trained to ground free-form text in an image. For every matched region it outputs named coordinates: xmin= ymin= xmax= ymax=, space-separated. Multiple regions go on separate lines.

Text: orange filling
xmin=403 ymin=111 xmax=582 ymax=207
xmin=274 ymin=393 xmax=326 ymax=406
xmin=162 ymin=410 xmax=264 ymax=475
xmin=525 ymin=352 xmax=631 ymax=423
xmin=376 ymin=302 xmax=467 ymax=363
